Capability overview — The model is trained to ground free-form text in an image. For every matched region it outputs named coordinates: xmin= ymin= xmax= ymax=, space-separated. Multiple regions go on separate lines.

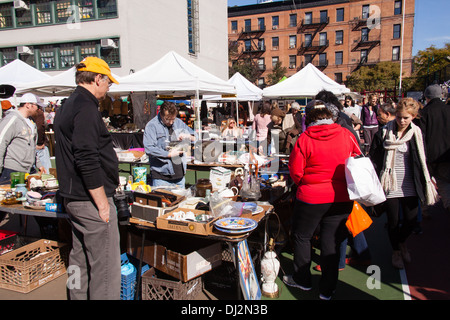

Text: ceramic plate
xmin=214 ymin=223 xmax=257 ymax=234
xmin=253 ymin=206 xmax=264 ymax=215
xmin=214 ymin=217 xmax=257 ymax=230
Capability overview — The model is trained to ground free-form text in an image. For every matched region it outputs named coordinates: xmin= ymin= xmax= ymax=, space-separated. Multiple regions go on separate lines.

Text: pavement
xmin=0 ymin=200 xmax=448 ymax=301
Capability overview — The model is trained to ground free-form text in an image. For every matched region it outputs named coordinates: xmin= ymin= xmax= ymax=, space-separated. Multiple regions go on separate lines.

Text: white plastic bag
xmin=345 ymin=156 xmax=386 ymax=207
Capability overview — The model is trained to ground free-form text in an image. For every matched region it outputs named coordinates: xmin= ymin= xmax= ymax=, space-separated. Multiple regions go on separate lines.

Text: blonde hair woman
xmin=369 ymin=98 xmax=438 ymax=269
xmin=222 ymin=118 xmax=242 ymax=138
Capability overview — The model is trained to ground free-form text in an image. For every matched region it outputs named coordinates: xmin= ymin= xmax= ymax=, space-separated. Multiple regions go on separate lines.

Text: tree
xmin=266 ymin=61 xmax=287 ymax=85
xmin=346 ymin=61 xmax=401 ymax=92
xmin=409 ymin=43 xmax=450 ymax=90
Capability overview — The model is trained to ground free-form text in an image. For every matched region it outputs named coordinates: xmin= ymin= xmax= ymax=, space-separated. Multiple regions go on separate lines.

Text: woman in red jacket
xmin=285 ymin=102 xmax=361 ymax=300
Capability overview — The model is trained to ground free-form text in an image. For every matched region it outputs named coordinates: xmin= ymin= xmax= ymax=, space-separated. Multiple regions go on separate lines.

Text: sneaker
xmin=392 ymin=250 xmax=404 ymax=269
xmin=282 ymin=275 xmax=312 ymax=291
xmin=313 ymin=264 xmax=345 ymax=272
xmin=319 ymin=293 xmax=332 ymax=300
xmin=345 ymin=257 xmax=372 ymax=266
xmin=399 ymin=242 xmax=411 ymax=263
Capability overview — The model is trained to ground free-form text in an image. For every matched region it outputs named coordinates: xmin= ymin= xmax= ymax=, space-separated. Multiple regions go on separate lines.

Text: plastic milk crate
xmin=141 ymin=267 xmax=203 ymax=300
xmin=120 ymin=253 xmax=150 ymax=300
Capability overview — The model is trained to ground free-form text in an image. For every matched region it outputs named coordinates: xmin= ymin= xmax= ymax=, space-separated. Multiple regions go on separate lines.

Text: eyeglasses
xmin=100 ymin=76 xmax=113 ymax=87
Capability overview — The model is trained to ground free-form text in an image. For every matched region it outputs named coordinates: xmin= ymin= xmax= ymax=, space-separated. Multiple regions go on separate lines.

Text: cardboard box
xmin=131 ymin=203 xmax=179 ymax=223
xmin=128 ymin=232 xmax=222 ymax=282
xmin=156 ymin=208 xmax=216 ymax=236
xmin=131 ymin=190 xmax=185 ymax=223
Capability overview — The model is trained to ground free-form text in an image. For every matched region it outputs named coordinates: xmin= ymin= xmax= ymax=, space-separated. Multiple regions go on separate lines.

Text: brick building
xmin=228 ymin=0 xmax=415 ymax=87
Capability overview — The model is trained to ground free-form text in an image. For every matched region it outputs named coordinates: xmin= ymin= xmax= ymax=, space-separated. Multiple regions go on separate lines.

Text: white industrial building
xmin=0 ymin=0 xmax=229 ymax=79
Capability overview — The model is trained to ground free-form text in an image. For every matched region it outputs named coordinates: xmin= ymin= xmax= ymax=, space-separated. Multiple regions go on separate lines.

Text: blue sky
xmin=227 ymin=0 xmax=450 ymax=55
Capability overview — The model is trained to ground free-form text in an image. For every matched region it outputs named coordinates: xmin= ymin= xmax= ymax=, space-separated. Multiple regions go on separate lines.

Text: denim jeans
xmin=151 ymin=177 xmax=185 ymax=188
xmin=36 ymin=146 xmax=51 ymax=173
xmin=64 ymin=197 xmax=121 ymax=300
xmin=291 ymin=200 xmax=353 ymax=297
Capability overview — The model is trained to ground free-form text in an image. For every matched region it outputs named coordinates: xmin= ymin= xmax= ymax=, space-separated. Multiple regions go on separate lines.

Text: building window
xmin=15 ymin=2 xmax=33 ymax=27
xmin=289 ymin=14 xmax=297 ymax=27
xmin=36 ymin=0 xmax=53 ymax=25
xmin=0 ymin=48 xmax=16 ymax=66
xmin=335 ymin=51 xmax=343 ymax=65
xmin=244 ymin=40 xmax=251 ymax=52
xmin=319 ymin=53 xmax=327 ymax=66
xmin=40 ymin=46 xmax=57 ymax=70
xmin=257 ymin=58 xmax=265 ymax=71
xmin=361 ymin=49 xmax=368 ymax=63
xmin=272 ymin=16 xmax=279 ymax=29
xmin=335 ymin=30 xmax=343 ymax=44
xmin=97 ymin=0 xmax=118 ymax=19
xmin=320 ymin=10 xmax=328 ymax=23
xmin=335 ymin=73 xmax=343 ymax=84
xmin=304 ymin=34 xmax=312 ymax=47
xmin=289 ymin=55 xmax=296 ymax=69
xmin=319 ymin=32 xmax=327 ymax=46
xmin=392 ymin=46 xmax=400 ymax=61
xmin=258 ymin=78 xmax=265 ymax=86
xmin=304 ymin=54 xmax=312 ymax=65
xmin=101 ymin=39 xmax=120 ymax=67
xmin=231 ymin=20 xmax=237 ymax=32
xmin=244 ymin=19 xmax=251 ymax=32
xmin=272 ymin=56 xmax=279 ymax=68
xmin=258 ymin=17 xmax=265 ymax=31
xmin=187 ymin=0 xmax=199 ymax=55
xmin=393 ymin=24 xmax=401 ymax=39
xmin=0 ymin=4 xmax=13 ymax=29
xmin=258 ymin=38 xmax=265 ymax=51
xmin=362 ymin=5 xmax=370 ymax=19
xmin=394 ymin=0 xmax=402 ymax=15
xmin=336 ymin=8 xmax=344 ymax=22
xmin=361 ymin=27 xmax=369 ymax=42
xmin=76 ymin=0 xmax=95 ymax=20
xmin=289 ymin=35 xmax=297 ymax=49
xmin=304 ymin=12 xmax=312 ymax=25
xmin=80 ymin=41 xmax=98 ymax=60
xmin=60 ymin=43 xmax=75 ymax=69
xmin=272 ymin=37 xmax=279 ymax=50
xmin=55 ymin=0 xmax=72 ymax=23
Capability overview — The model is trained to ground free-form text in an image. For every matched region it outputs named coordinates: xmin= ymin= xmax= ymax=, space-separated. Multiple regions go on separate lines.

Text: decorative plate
xmin=214 ymin=217 xmax=257 ymax=230
xmin=214 ymin=223 xmax=257 ymax=234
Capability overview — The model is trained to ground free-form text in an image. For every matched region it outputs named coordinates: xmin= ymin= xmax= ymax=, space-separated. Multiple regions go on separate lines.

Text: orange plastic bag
xmin=346 ymin=201 xmax=373 ymax=237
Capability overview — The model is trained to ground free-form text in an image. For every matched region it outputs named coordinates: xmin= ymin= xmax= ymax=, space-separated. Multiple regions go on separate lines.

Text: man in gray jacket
xmin=0 ymin=93 xmax=45 ymax=184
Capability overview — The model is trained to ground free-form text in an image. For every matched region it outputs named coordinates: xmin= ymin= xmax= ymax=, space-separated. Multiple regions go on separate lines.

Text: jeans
xmin=151 ymin=177 xmax=185 ymax=188
xmin=0 ymin=167 xmax=16 ymax=185
xmin=340 ymin=232 xmax=371 ymax=268
xmin=291 ymin=200 xmax=353 ymax=297
xmin=385 ymin=196 xmax=418 ymax=250
xmin=36 ymin=146 xmax=51 ymax=173
xmin=65 ymin=197 xmax=121 ymax=300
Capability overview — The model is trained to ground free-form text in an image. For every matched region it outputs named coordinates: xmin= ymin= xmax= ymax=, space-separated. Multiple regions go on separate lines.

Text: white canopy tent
xmin=262 ymin=63 xmax=350 ymax=99
xmin=110 ymin=51 xmax=236 ymax=131
xmin=203 ymin=72 xmax=263 ymax=123
xmin=15 ymin=66 xmax=122 ymax=97
xmin=0 ymin=59 xmax=50 ymax=88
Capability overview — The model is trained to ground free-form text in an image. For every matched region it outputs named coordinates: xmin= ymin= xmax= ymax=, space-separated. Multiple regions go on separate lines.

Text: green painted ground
xmin=262 ymin=215 xmax=406 ymax=300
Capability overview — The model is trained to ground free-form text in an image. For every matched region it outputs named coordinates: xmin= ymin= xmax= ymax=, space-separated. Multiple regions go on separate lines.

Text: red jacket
xmin=289 ymin=123 xmax=361 ymax=204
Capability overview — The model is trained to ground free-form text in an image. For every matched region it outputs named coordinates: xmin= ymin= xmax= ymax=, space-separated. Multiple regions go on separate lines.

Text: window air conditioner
xmin=336 ymin=40 xmax=343 ymax=44
xmin=100 ymin=39 xmax=118 ymax=49
xmin=14 ymin=0 xmax=29 ymax=10
xmin=272 ymin=25 xmax=278 ymax=30
xmin=289 ymin=45 xmax=296 ymax=49
xmin=17 ymin=46 xmax=33 ymax=55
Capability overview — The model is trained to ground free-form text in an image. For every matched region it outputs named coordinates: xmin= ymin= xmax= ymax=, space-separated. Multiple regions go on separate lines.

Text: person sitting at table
xmin=222 ymin=118 xmax=242 ymax=138
xmin=143 ymin=101 xmax=195 ymax=188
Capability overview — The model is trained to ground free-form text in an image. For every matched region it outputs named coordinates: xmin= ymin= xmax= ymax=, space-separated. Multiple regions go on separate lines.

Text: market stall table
xmin=128 ymin=204 xmax=274 ymax=300
xmin=0 ymin=204 xmax=69 ymax=235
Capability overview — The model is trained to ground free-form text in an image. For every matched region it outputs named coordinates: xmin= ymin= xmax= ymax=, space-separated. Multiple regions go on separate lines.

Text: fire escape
xmin=350 ymin=16 xmax=381 ymax=71
xmin=297 ymin=17 xmax=329 ymax=71
xmin=235 ymin=23 xmax=266 ymax=76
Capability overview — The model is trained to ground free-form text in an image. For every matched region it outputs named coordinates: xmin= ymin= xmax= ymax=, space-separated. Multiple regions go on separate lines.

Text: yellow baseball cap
xmin=77 ymin=57 xmax=119 ymax=84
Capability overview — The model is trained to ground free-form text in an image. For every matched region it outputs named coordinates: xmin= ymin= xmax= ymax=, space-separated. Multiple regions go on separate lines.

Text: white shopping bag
xmin=345 ymin=156 xmax=386 ymax=207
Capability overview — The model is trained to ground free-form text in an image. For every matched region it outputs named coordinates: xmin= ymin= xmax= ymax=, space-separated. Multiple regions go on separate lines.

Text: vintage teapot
xmin=229 ymin=168 xmax=244 ymax=191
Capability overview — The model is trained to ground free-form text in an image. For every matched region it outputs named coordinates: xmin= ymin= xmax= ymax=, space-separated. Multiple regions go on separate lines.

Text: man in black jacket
xmin=418 ymin=84 xmax=450 ymax=212
xmin=54 ymin=57 xmax=121 ymax=300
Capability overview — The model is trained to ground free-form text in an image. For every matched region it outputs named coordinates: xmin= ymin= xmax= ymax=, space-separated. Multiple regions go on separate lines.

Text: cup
xmin=10 ymin=172 xmax=21 ymax=188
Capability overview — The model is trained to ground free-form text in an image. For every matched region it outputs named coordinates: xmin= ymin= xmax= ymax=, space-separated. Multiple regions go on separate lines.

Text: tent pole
xmin=235 ymin=97 xmax=239 ymax=126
